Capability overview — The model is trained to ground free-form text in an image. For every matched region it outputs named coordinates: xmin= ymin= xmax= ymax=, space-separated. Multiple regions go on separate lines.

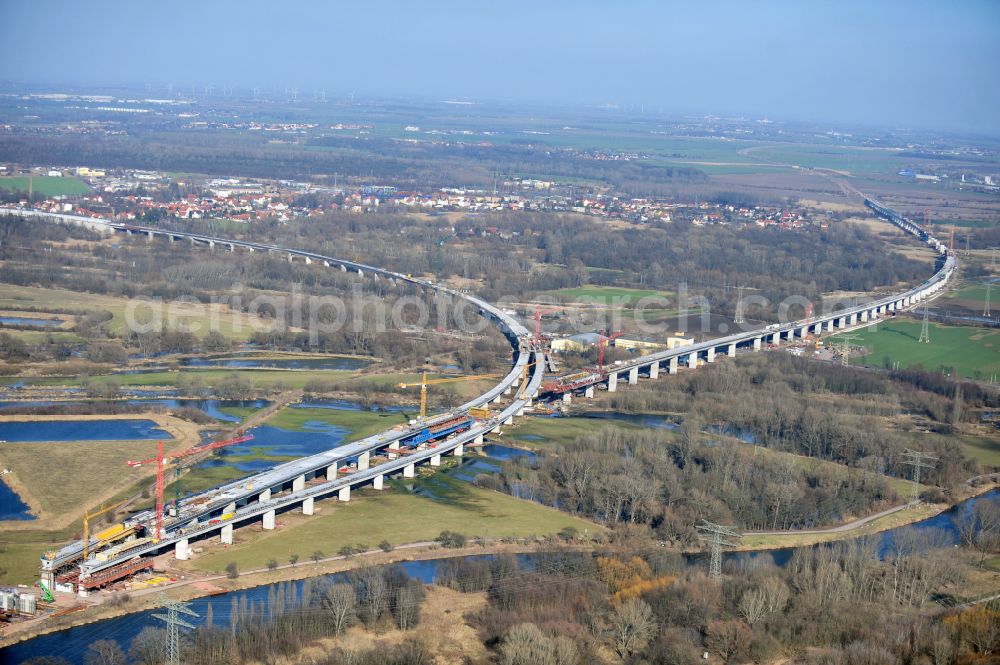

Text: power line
xmin=153 ymin=593 xmax=200 ymax=665
xmin=900 ymin=449 xmax=938 ymax=503
xmin=696 ymin=520 xmax=741 ymax=580
xmin=984 ymin=280 xmax=992 ymax=318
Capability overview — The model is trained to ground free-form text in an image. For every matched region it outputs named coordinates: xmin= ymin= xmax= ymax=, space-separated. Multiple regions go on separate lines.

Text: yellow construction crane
xmin=82 ymin=500 xmax=127 ymax=560
xmin=398 ymin=371 xmax=502 ymax=418
xmin=398 ymin=361 xmax=540 ymax=418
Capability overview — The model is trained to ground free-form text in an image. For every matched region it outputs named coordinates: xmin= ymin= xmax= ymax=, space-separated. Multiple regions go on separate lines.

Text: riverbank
xmin=0 ymin=539 xmax=572 ymax=648
xmin=737 ymin=481 xmax=999 ymax=551
xmin=0 ymin=412 xmax=203 ymax=530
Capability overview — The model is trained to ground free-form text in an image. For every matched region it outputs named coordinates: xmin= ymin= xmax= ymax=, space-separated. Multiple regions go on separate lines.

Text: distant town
xmin=0 ymin=163 xmax=817 ymax=231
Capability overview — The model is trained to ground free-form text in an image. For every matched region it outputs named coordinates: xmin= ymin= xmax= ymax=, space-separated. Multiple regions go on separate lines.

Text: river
xmin=4 ymin=489 xmax=996 ymax=663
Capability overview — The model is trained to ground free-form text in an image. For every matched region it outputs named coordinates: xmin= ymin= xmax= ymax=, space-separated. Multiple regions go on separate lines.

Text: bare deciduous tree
xmin=955 ymin=498 xmax=1000 ymax=567
xmin=499 ymin=623 xmax=579 ymax=665
xmin=322 ymin=582 xmax=357 ymax=635
xmin=738 ymin=588 xmax=770 ymax=626
xmin=610 ymin=597 xmax=656 ymax=658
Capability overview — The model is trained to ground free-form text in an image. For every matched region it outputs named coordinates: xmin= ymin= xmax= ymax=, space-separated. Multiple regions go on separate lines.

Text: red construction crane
xmin=597 ymin=330 xmax=627 ymax=371
xmin=126 ymin=432 xmax=253 ymax=541
xmin=533 ymin=304 xmax=562 ymax=346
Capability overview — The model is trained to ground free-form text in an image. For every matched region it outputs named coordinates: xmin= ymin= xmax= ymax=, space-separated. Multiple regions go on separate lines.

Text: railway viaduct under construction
xmin=0 ymin=196 xmax=955 ymax=593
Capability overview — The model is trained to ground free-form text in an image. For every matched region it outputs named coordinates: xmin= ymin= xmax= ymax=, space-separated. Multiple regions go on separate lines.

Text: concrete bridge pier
xmin=706 ymin=348 xmax=716 ymax=363
xmin=304 ymin=256 xmax=312 ymax=265
xmin=584 ymin=386 xmax=595 ymax=398
xmin=688 ymin=353 xmax=698 ymax=368
xmin=292 ymin=474 xmax=305 ymax=492
xmin=340 ymin=264 xmax=347 ymax=272
xmin=175 ymin=538 xmax=189 ymax=560
xmin=263 ymin=510 xmax=276 ymax=530
xmin=848 ymin=313 xmax=857 ymax=326
xmin=474 ymin=432 xmax=484 ymax=445
xmin=786 ymin=329 xmax=796 ymax=341
xmin=607 ymin=373 xmax=618 ymax=392
xmin=727 ymin=343 xmax=736 ymax=358
xmin=562 ymin=392 xmax=572 ymax=404
xmin=373 ymin=474 xmax=384 ymax=490
xmin=430 ymin=454 xmax=441 ymax=466
xmin=221 ymin=524 xmax=233 ymax=545
xmin=357 ymin=451 xmax=370 ymax=471
xmin=825 ymin=320 xmax=835 ymax=332
xmin=224 ymin=502 xmax=236 ymax=515
xmin=753 ymin=337 xmax=762 ymax=351
xmin=326 ymin=464 xmax=338 ymax=480
xmin=493 ymin=394 xmax=503 ymax=403
xmin=798 ymin=326 xmax=808 ymax=338
xmin=455 ymin=443 xmax=465 ymax=456
xmin=302 ymin=497 xmax=314 ymax=515
xmin=228 ymin=243 xmax=235 ymax=252
xmin=323 ymin=260 xmax=330 ymax=267
xmin=770 ymin=332 xmax=780 ymax=345
xmin=357 ymin=268 xmax=364 ymax=277
xmin=504 ymin=415 xmax=514 ymax=425
xmin=208 ymin=240 xmax=215 ymax=250
xmin=649 ymin=361 xmax=659 ymax=379
xmin=628 ymin=366 xmax=639 ymax=384
xmin=860 ymin=310 xmax=869 ymax=322
xmin=669 ymin=357 xmax=678 ymax=373
xmin=259 ymin=488 xmax=271 ymax=503
xmin=403 ymin=463 xmax=415 ymax=478
xmin=338 ymin=486 xmax=351 ymax=502
xmin=146 ymin=230 xmax=154 ymax=240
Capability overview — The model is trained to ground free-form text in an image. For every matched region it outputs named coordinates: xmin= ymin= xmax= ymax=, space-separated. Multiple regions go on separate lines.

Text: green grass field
xmin=951 ymin=282 xmax=998 ymax=305
xmin=10 ymin=368 xmax=359 ymax=390
xmin=959 ymin=435 xmax=1000 ymax=468
xmin=186 ymin=474 xmax=601 ymax=573
xmin=906 ymin=431 xmax=1000 ymax=469
xmin=835 ymin=320 xmax=1000 ymax=379
xmin=0 ymin=438 xmax=168 ymax=522
xmin=0 ymin=175 xmax=91 ymax=196
xmin=0 ymin=284 xmax=269 ymax=341
xmin=544 ymin=285 xmax=675 ymax=306
xmin=506 ymin=414 xmax=643 ymax=448
xmin=265 ymin=405 xmax=409 ymax=442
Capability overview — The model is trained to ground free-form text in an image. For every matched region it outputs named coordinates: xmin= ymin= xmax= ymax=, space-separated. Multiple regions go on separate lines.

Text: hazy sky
xmin=3 ymin=0 xmax=999 ymax=133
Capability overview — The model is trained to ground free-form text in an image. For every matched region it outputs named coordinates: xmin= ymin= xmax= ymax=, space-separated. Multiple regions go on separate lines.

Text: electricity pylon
xmin=696 ymin=520 xmax=741 ymax=580
xmin=918 ymin=307 xmax=931 ymax=343
xmin=901 ymin=449 xmax=938 ymax=503
xmin=984 ymin=280 xmax=992 ymax=318
xmin=838 ymin=333 xmax=860 ymax=367
xmin=734 ymin=285 xmax=746 ymax=325
xmin=153 ymin=594 xmax=199 ymax=665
